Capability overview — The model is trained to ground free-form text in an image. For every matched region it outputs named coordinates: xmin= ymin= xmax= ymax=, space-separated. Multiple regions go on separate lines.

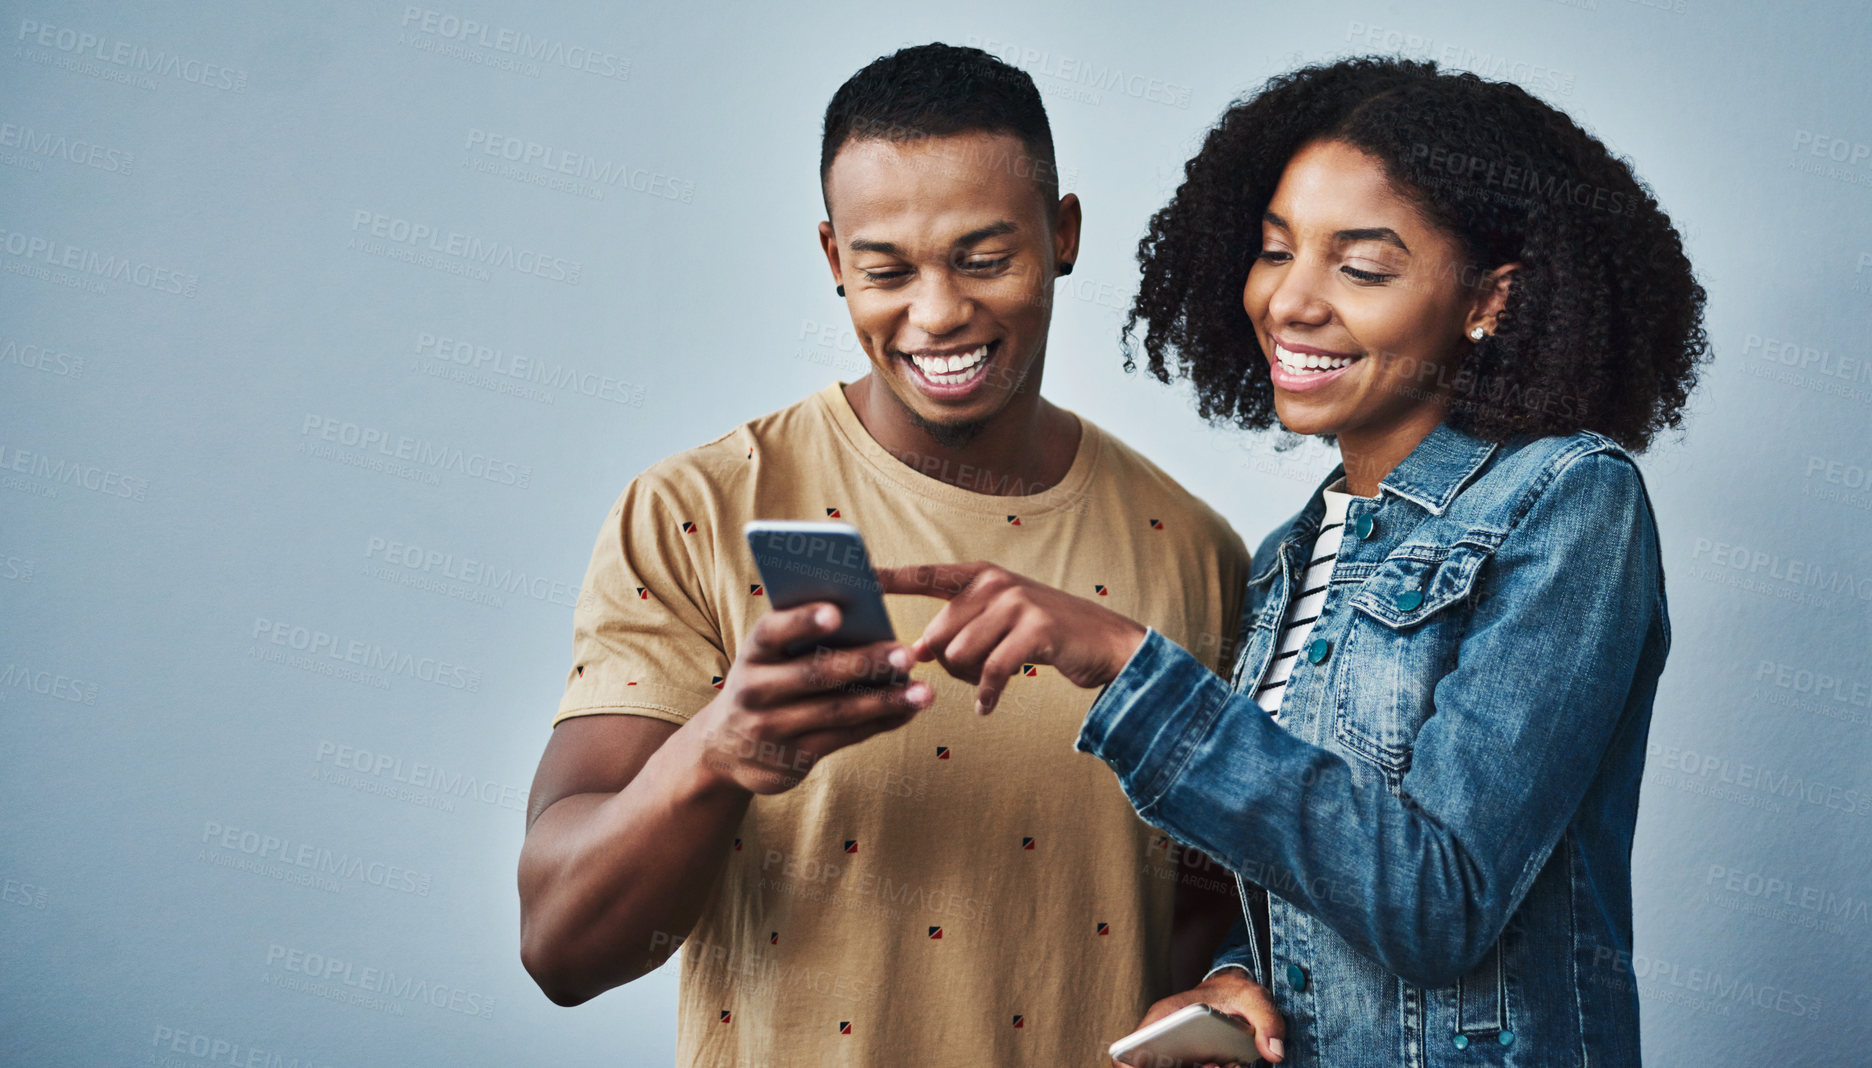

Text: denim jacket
xmin=1078 ymin=421 xmax=1669 ymax=1067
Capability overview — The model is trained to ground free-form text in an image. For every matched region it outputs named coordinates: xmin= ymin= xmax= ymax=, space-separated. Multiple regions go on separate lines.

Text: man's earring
xmin=1057 ymin=262 xmax=1074 ymax=276
xmin=1469 ymin=325 xmax=1486 ymax=341
xmin=837 ymin=285 xmax=845 ymax=297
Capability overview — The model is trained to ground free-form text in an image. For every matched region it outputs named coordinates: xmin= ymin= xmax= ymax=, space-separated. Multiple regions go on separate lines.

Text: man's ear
xmin=1466 ymin=261 xmax=1521 ymax=335
xmin=1052 ymin=193 xmax=1082 ymax=279
xmin=817 ymin=220 xmax=842 ymax=289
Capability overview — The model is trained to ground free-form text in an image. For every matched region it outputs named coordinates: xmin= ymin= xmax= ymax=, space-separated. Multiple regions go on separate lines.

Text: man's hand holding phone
xmin=688 ymin=602 xmax=931 ymax=796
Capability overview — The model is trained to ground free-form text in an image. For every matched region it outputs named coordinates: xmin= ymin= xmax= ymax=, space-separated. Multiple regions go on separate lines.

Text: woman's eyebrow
xmin=1262 ymin=212 xmax=1411 ymax=254
xmin=1335 ymin=227 xmax=1411 ymax=253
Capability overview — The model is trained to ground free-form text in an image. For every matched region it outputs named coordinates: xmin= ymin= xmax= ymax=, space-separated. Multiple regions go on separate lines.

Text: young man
xmin=519 ymin=43 xmax=1258 ymax=1065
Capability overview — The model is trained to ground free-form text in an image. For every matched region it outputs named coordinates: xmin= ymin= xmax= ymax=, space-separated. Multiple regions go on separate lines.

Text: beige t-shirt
xmin=556 ymin=383 xmax=1249 ymax=1067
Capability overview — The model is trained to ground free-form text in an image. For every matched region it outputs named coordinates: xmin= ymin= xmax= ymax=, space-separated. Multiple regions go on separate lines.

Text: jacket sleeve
xmin=1077 ymin=451 xmax=1666 ymax=989
xmin=1203 ymin=914 xmax=1260 ymax=983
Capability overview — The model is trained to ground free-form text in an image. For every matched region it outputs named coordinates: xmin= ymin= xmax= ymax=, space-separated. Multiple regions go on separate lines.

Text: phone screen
xmin=744 ymin=521 xmax=895 ymax=655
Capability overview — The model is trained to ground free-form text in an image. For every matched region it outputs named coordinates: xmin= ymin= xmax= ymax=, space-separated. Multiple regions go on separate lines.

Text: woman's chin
xmin=1271 ymin=403 xmax=1341 ymax=440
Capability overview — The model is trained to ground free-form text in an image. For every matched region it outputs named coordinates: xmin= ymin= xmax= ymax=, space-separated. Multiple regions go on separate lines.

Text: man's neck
xmin=842 ymin=376 xmax=1081 ymax=498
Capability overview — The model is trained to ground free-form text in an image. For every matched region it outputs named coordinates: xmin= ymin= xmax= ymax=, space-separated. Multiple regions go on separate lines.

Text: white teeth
xmin=1275 ymin=344 xmax=1356 ymax=375
xmin=909 ymin=344 xmax=988 ymax=383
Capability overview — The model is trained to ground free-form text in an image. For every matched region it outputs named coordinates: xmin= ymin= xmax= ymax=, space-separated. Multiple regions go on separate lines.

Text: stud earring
xmin=1469 ymin=325 xmax=1486 ymax=341
xmin=836 ymin=285 xmax=845 ymax=297
xmin=1057 ymin=262 xmax=1074 ymax=276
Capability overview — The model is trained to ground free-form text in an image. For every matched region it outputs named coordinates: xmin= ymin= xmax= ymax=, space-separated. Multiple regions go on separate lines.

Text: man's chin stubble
xmin=907 ymin=406 xmax=989 ymax=449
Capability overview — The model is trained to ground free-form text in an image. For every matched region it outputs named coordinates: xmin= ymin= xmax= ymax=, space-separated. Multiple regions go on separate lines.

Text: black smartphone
xmin=744 ymin=520 xmax=896 ymax=656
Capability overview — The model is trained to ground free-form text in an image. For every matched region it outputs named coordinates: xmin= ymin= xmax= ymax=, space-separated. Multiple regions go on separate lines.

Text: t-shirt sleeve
xmin=553 ymin=473 xmax=727 ymax=728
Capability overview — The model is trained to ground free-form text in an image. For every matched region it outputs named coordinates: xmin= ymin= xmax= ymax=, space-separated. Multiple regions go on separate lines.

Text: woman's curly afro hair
xmin=1124 ymin=55 xmax=1708 ymax=451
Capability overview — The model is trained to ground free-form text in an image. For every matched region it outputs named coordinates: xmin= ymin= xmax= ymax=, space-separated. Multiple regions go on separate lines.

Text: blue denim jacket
xmin=1078 ymin=421 xmax=1669 ymax=1067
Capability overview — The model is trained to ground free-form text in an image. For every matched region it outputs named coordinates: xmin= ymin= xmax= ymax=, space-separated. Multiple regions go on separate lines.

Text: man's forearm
xmin=519 ymin=724 xmax=752 ymax=1006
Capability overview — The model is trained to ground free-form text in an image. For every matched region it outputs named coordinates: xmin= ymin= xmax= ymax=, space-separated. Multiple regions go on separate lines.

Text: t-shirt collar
xmin=811 ymin=381 xmax=1102 ymax=517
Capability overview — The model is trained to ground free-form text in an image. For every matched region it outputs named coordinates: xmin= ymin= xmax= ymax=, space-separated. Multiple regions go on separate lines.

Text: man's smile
xmin=898 ymin=340 xmax=998 ymax=398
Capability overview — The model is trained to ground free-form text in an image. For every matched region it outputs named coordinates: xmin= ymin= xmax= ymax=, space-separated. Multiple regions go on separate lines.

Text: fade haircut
xmin=820 ymin=42 xmax=1060 ymax=211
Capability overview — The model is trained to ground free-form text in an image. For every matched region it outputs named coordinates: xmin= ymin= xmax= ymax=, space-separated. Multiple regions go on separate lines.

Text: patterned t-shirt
xmin=555 ymin=382 xmax=1249 ymax=1067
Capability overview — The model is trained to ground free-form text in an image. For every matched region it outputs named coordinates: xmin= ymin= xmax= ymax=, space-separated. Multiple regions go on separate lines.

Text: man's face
xmin=819 ymin=131 xmax=1076 ymax=444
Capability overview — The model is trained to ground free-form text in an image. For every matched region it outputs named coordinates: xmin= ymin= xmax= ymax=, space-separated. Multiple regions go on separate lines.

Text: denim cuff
xmin=1203 ymin=961 xmax=1255 ymax=984
xmin=1075 ymin=628 xmax=1235 ymax=810
xmin=1206 ymin=916 xmax=1260 ymax=982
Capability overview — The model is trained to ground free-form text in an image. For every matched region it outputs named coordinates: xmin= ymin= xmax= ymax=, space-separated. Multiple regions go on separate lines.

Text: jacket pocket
xmin=1455 ymin=936 xmax=1507 ymax=1035
xmin=1333 ymin=536 xmax=1499 ymax=779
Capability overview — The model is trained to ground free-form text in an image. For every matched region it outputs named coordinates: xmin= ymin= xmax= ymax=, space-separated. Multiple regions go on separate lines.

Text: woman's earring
xmin=837 ymin=285 xmax=846 ymax=297
xmin=1469 ymin=325 xmax=1487 ymax=341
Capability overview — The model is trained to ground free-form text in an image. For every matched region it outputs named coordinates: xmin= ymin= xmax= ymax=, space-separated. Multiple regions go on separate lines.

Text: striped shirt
xmin=1255 ymin=480 xmax=1360 ymax=719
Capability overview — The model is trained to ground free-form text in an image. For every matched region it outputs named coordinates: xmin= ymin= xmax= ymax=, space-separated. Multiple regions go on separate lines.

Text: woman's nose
xmin=1264 ymin=261 xmax=1332 ymax=327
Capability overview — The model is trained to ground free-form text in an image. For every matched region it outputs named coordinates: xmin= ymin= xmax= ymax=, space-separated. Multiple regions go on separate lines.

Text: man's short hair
xmin=820 ymin=42 xmax=1059 ymax=208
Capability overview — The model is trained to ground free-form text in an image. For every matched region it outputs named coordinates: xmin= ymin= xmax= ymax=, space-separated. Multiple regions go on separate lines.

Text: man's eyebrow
xmin=955 ymin=221 xmax=1017 ymax=247
xmin=848 ymin=221 xmax=1018 ymax=255
xmin=1262 ymin=212 xmax=1411 ymax=253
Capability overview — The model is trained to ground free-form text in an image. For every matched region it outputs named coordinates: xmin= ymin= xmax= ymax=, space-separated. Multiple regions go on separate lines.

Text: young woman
xmin=879 ymin=57 xmax=1707 ymax=1066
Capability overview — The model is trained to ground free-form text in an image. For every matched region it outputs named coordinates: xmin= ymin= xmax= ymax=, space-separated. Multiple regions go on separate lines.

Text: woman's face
xmin=1243 ymin=139 xmax=1498 ymax=456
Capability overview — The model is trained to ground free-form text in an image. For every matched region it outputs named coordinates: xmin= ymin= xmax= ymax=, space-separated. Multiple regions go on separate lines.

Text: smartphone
xmin=1108 ymin=1003 xmax=1263 ymax=1067
xmin=744 ymin=521 xmax=895 ymax=657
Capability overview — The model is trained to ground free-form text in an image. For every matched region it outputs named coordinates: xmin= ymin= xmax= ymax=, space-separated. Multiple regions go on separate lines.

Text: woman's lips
xmin=1268 ymin=339 xmax=1362 ymax=393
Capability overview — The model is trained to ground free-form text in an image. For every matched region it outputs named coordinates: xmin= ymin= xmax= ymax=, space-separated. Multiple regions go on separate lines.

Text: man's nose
xmin=906 ymin=271 xmax=972 ymax=337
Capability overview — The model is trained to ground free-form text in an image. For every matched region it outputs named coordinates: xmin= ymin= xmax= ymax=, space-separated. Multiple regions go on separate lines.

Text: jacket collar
xmin=1253 ymin=421 xmax=1501 ymax=585
xmin=1315 ymin=420 xmax=1499 ymax=518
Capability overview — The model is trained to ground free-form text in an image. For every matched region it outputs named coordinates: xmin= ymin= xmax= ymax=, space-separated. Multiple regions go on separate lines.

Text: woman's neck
xmin=1334 ymin=407 xmax=1448 ymax=497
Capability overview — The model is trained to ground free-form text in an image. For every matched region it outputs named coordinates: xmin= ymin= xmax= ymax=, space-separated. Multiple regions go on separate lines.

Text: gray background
xmin=3 ymin=1 xmax=1868 ymax=1064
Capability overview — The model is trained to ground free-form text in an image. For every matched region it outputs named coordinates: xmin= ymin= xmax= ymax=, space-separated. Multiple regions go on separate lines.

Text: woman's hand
xmin=874 ymin=562 xmax=1149 ymax=715
xmin=1126 ymin=969 xmax=1286 ymax=1066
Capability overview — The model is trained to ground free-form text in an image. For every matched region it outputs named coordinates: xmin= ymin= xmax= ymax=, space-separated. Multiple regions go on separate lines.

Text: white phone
xmin=743 ymin=520 xmax=895 ymax=656
xmin=1108 ymin=1003 xmax=1263 ymax=1067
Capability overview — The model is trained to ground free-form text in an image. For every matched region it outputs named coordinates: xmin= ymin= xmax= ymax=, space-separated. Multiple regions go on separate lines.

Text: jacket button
xmin=1354 ymin=513 xmax=1376 ymax=539
xmin=1305 ymin=638 xmax=1331 ymax=664
xmin=1393 ymin=589 xmax=1424 ymax=612
xmin=1452 ymin=1034 xmax=1470 ymax=1050
xmin=1284 ymin=962 xmax=1308 ymax=992
xmin=1498 ymin=1030 xmax=1515 ymax=1047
